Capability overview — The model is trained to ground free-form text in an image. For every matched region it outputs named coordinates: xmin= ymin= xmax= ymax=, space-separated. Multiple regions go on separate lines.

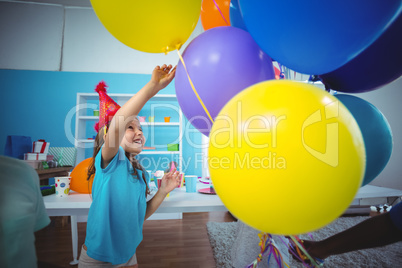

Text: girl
xmin=78 ymin=64 xmax=180 ymax=268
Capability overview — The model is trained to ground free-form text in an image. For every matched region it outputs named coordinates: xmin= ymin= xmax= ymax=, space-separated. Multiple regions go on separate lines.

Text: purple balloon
xmin=175 ymin=26 xmax=275 ymax=136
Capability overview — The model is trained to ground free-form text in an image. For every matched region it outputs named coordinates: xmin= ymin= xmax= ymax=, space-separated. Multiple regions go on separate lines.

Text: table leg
xmin=69 ymin=215 xmax=79 ymax=265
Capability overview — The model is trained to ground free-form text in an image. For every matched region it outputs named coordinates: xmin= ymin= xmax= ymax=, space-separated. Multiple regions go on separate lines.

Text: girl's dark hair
xmin=87 ymin=124 xmax=150 ymax=196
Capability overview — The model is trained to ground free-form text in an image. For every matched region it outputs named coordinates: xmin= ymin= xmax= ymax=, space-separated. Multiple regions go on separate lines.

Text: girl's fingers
xmin=155 ymin=64 xmax=174 ymax=72
xmin=164 ymin=169 xmax=177 ymax=180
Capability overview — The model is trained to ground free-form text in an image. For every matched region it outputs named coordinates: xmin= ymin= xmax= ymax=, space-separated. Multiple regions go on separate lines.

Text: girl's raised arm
xmin=102 ymin=64 xmax=176 ymax=167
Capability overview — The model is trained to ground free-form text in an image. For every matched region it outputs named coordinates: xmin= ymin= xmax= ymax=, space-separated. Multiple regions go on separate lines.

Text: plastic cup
xmin=93 ymin=110 xmax=99 ymax=116
xmin=55 ymin=177 xmax=71 ymax=197
xmin=156 ymin=177 xmax=163 ymax=188
xmin=156 ymin=177 xmax=170 ymax=197
xmin=148 ymin=116 xmax=155 ymax=122
xmin=185 ymin=175 xmax=198 ymax=193
xmin=164 ymin=117 xmax=171 ymax=122
xmin=138 ymin=116 xmax=146 ymax=122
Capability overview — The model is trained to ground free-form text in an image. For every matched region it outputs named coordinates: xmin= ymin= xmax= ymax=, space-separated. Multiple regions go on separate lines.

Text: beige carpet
xmin=207 ymin=216 xmax=402 ymax=268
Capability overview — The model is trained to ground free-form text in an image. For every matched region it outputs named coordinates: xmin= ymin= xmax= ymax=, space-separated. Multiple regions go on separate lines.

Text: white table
xmin=43 ymin=184 xmax=402 ymax=265
xmin=43 ymin=183 xmax=226 ymax=265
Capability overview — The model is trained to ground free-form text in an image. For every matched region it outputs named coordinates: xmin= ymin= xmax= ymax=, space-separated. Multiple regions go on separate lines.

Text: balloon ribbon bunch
xmin=287 ymin=235 xmax=325 ymax=268
xmin=247 ymin=233 xmax=289 ymax=268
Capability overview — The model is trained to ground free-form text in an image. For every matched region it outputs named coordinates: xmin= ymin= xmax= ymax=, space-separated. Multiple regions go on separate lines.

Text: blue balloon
xmin=319 ymin=11 xmax=402 ymax=93
xmin=239 ymin=0 xmax=401 ymax=75
xmin=336 ymin=94 xmax=393 ymax=186
xmin=230 ymin=0 xmax=247 ymax=31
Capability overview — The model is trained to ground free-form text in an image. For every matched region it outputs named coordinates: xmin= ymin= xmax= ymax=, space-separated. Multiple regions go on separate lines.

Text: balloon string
xmin=213 ymin=0 xmax=229 ymax=26
xmin=289 ymin=235 xmax=320 ymax=267
xmin=176 ymin=48 xmax=214 ymax=123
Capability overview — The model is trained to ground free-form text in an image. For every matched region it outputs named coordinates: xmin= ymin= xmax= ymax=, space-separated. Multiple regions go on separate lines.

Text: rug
xmin=207 ymin=217 xmax=402 ymax=268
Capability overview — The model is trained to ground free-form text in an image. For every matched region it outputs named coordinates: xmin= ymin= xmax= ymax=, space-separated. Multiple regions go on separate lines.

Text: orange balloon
xmin=201 ymin=0 xmax=231 ymax=30
xmin=70 ymin=158 xmax=94 ymax=193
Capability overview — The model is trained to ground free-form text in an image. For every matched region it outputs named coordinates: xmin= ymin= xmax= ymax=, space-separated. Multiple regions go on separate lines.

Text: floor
xmin=35 ymin=211 xmax=237 ymax=268
xmin=35 ymin=185 xmax=402 ymax=267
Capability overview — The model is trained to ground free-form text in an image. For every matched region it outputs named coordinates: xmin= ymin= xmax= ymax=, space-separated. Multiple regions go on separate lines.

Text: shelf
xmin=78 ymin=116 xmax=179 ymax=126
xmin=36 ymin=166 xmax=73 ymax=180
xmin=79 ymin=116 xmax=98 ymax=120
xmin=141 ymin=151 xmax=180 ymax=155
xmin=140 ymin=122 xmax=180 ymax=126
xmin=76 ymin=140 xmax=179 ymax=154
xmin=75 ymin=92 xmax=183 ymax=169
xmin=77 ymin=93 xmax=178 ymax=102
xmin=77 ymin=139 xmax=95 ymax=143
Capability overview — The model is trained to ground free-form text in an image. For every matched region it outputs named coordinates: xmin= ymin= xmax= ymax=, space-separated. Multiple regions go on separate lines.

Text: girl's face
xmin=120 ymin=119 xmax=146 ymax=155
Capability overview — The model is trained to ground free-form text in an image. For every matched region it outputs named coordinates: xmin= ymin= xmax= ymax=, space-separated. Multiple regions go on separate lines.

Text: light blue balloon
xmin=239 ymin=0 xmax=401 ymax=75
xmin=230 ymin=0 xmax=247 ymax=31
xmin=336 ymin=94 xmax=393 ymax=186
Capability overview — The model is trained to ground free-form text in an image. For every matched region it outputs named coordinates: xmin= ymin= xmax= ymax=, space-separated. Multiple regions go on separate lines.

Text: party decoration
xmin=319 ymin=12 xmax=402 ymax=93
xmin=239 ymin=0 xmax=401 ymax=74
xmin=70 ymin=158 xmax=94 ymax=194
xmin=94 ymin=81 xmax=121 ymax=132
xmin=175 ymin=26 xmax=275 ymax=136
xmin=247 ymin=233 xmax=288 ymax=268
xmin=201 ymin=0 xmax=231 ymax=30
xmin=229 ymin=0 xmax=247 ymax=31
xmin=274 ymin=66 xmax=281 ymax=80
xmin=90 ymin=0 xmax=201 ymax=53
xmin=336 ymin=94 xmax=393 ymax=185
xmin=208 ymin=80 xmax=365 ymax=235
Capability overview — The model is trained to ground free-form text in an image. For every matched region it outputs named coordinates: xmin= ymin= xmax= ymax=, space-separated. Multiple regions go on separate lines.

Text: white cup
xmin=55 ymin=177 xmax=71 ymax=197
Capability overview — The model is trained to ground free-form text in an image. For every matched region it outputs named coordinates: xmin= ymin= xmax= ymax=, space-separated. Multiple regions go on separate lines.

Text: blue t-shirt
xmin=84 ymin=147 xmax=149 ymax=264
xmin=390 ymin=201 xmax=402 ymax=232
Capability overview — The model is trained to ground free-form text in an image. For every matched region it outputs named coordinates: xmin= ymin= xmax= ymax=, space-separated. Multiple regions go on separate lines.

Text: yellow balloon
xmin=208 ymin=80 xmax=365 ymax=235
xmin=90 ymin=0 xmax=201 ymax=53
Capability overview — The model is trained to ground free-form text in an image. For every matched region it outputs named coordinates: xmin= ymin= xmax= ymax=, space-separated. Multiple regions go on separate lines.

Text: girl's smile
xmin=121 ymin=119 xmax=146 ymax=154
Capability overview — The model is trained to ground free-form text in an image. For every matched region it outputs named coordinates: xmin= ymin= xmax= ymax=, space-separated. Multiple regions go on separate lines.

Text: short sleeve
xmin=95 ymin=146 xmax=125 ymax=174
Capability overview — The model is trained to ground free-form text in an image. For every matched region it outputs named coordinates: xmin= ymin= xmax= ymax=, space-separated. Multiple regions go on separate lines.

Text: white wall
xmin=0 ymin=0 xmax=204 ymax=74
xmin=1 ymin=0 xmax=401 ymax=189
xmin=0 ymin=1 xmax=64 ymax=71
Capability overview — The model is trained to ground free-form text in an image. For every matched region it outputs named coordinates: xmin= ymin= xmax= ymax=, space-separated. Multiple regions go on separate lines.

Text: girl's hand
xmin=159 ymin=169 xmax=181 ymax=196
xmin=149 ymin=64 xmax=176 ymax=93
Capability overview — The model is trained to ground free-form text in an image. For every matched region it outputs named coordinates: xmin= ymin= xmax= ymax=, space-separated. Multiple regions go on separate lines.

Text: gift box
xmin=32 ymin=139 xmax=50 ymax=154
xmin=48 ymin=147 xmax=77 ymax=166
xmin=24 ymin=160 xmax=43 ymax=169
xmin=4 ymin=135 xmax=32 ymax=159
xmin=24 ymin=153 xmax=47 ymax=161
